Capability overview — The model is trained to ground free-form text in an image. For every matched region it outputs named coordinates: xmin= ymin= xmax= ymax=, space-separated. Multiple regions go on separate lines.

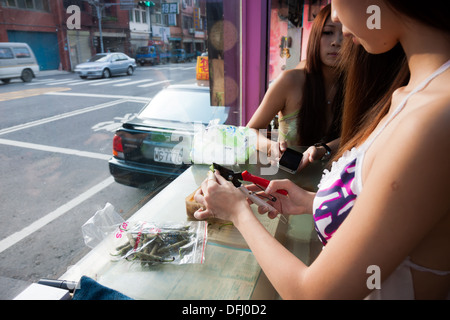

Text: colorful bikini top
xmin=312 ymin=60 xmax=450 ymax=246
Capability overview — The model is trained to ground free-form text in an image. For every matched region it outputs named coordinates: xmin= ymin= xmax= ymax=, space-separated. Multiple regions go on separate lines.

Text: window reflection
xmin=0 ymin=0 xmax=244 ymax=125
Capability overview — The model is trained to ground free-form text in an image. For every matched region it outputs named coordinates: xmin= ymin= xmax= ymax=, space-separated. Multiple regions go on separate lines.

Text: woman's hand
xmin=269 ymin=140 xmax=287 ymax=165
xmin=298 ymin=139 xmax=339 ymax=171
xmin=248 ymin=179 xmax=316 ymax=218
xmin=193 ymin=170 xmax=251 ymax=222
xmin=194 ymin=170 xmax=316 ymax=221
xmin=297 ymin=144 xmax=329 ymax=171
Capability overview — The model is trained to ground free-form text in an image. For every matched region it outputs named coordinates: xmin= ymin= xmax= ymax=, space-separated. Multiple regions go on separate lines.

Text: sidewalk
xmin=38 ymin=69 xmax=73 ymax=77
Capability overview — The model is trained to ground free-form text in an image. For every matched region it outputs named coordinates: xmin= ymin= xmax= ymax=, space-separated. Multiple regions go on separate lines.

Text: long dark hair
xmin=333 ymin=0 xmax=450 ymax=161
xmin=296 ymin=4 xmax=344 ymax=146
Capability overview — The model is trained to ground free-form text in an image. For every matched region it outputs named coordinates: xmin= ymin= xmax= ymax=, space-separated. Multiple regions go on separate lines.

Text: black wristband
xmin=314 ymin=142 xmax=332 ymax=159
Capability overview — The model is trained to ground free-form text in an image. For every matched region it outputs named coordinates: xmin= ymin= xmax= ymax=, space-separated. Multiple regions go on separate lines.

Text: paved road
xmin=0 ymin=62 xmax=198 ymax=299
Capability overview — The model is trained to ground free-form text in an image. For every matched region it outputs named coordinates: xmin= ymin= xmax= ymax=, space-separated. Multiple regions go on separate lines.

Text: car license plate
xmin=154 ymin=147 xmax=183 ymax=164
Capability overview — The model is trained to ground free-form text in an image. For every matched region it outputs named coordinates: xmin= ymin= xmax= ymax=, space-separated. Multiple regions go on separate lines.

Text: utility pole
xmin=96 ymin=3 xmax=105 ymax=53
xmin=87 ymin=1 xmax=154 ymax=53
xmin=86 ymin=0 xmax=109 ymax=53
xmin=86 ymin=0 xmax=125 ymax=53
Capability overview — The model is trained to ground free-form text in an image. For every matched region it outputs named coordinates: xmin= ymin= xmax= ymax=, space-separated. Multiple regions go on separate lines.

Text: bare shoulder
xmin=367 ymin=75 xmax=450 ymax=200
xmin=403 ymin=79 xmax=450 ymax=143
xmin=274 ymin=65 xmax=306 ymax=88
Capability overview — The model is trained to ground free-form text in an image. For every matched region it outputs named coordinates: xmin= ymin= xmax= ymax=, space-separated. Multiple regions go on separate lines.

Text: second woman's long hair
xmin=297 ymin=4 xmax=344 ymax=146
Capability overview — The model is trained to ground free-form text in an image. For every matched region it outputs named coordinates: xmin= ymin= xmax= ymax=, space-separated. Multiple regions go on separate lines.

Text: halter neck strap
xmin=363 ymin=59 xmax=450 ymax=149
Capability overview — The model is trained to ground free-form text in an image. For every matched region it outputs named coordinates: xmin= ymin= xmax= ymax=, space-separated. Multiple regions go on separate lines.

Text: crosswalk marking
xmin=138 ymin=80 xmax=173 ymax=88
xmin=69 ymin=79 xmax=103 ymax=86
xmin=25 ymin=78 xmax=57 ymax=85
xmin=33 ymin=78 xmax=56 ymax=82
xmin=89 ymin=78 xmax=131 ymax=86
xmin=143 ymin=66 xmax=196 ymax=71
xmin=25 ymin=77 xmax=172 ymax=88
xmin=83 ymin=78 xmax=115 ymax=85
xmin=19 ymin=64 xmax=194 ymax=88
xmin=114 ymin=79 xmax=154 ymax=87
xmin=46 ymin=80 xmax=85 ymax=86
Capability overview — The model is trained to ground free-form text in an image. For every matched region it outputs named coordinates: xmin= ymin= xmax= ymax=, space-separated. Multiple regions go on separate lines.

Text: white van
xmin=0 ymin=42 xmax=39 ymax=84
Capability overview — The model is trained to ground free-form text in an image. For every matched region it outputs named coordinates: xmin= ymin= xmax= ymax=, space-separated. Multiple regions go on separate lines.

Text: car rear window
xmin=138 ymin=89 xmax=229 ymax=124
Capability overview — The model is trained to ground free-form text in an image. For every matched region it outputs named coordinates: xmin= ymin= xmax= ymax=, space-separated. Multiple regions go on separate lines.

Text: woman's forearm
xmin=251 ymin=128 xmax=274 ymax=154
xmin=233 ymin=206 xmax=308 ymax=299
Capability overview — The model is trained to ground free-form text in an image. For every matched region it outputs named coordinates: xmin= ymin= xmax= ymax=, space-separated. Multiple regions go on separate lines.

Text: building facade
xmin=0 ymin=0 xmax=208 ymax=71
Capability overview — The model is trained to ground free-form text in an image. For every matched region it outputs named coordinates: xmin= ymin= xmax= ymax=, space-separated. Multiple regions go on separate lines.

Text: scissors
xmin=211 ymin=163 xmax=288 ymax=223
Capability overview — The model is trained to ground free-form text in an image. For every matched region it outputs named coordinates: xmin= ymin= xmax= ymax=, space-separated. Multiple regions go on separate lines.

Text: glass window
xmin=35 ymin=0 xmax=45 ymax=10
xmin=129 ymin=9 xmax=133 ymax=22
xmin=3 ymin=0 xmax=49 ymax=10
xmin=0 ymin=47 xmax=14 ymax=59
xmin=142 ymin=11 xmax=147 ymax=23
xmin=16 ymin=0 xmax=26 ymax=8
xmin=42 ymin=0 xmax=49 ymax=11
xmin=183 ymin=16 xmax=193 ymax=29
xmin=138 ymin=88 xmax=229 ymax=124
xmin=88 ymin=54 xmax=109 ymax=62
xmin=168 ymin=14 xmax=176 ymax=26
xmin=162 ymin=14 xmax=169 ymax=25
xmin=268 ymin=0 xmax=304 ymax=81
xmin=154 ymin=13 xmax=161 ymax=24
xmin=13 ymin=47 xmax=31 ymax=58
xmin=135 ymin=9 xmax=141 ymax=23
xmin=63 ymin=0 xmax=83 ymax=9
xmin=0 ymin=1 xmax=251 ymax=297
xmin=136 ymin=47 xmax=148 ymax=54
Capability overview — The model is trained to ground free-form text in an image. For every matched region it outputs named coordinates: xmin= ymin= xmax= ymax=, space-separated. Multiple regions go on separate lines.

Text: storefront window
xmin=268 ymin=0 xmax=304 ymax=82
xmin=0 ymin=1 xmax=278 ymax=297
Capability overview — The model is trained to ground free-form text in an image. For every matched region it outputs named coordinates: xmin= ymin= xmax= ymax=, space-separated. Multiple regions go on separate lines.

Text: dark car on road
xmin=109 ymin=84 xmax=230 ymax=188
xmin=136 ymin=45 xmax=171 ymax=65
xmin=171 ymin=49 xmax=188 ymax=63
xmin=74 ymin=52 xmax=137 ymax=79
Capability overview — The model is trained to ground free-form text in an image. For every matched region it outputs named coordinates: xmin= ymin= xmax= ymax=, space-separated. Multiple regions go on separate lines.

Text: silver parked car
xmin=74 ymin=52 xmax=137 ymax=79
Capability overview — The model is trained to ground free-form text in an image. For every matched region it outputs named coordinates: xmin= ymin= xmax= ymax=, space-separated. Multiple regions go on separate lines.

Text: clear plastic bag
xmin=190 ymin=120 xmax=257 ymax=165
xmin=111 ymin=221 xmax=208 ymax=265
xmin=82 ymin=203 xmax=124 ymax=249
xmin=82 ymin=203 xmax=208 ymax=265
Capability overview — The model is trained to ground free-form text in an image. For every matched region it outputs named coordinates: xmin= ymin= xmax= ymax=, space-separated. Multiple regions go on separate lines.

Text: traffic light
xmin=138 ymin=1 xmax=155 ymax=7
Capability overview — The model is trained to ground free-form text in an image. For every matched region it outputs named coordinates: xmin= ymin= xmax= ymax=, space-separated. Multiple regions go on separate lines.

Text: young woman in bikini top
xmin=194 ymin=0 xmax=450 ymax=299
